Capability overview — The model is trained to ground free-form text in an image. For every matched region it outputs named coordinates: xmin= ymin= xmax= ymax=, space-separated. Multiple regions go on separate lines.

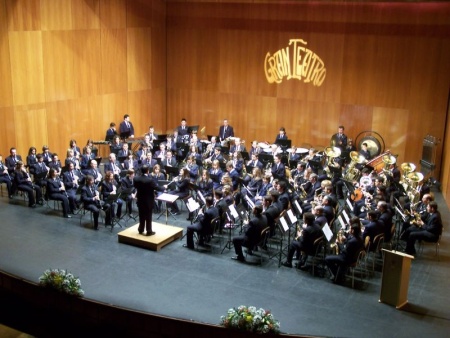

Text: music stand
xmin=165 ymin=165 xmax=179 ymax=180
xmin=308 ymin=160 xmax=322 ymax=173
xmin=241 ymin=151 xmax=250 ymax=161
xmin=258 ymin=153 xmax=273 ymax=166
xmin=156 ymin=193 xmax=179 ymax=224
xmin=119 ymin=187 xmax=138 ymax=224
xmin=276 ymin=139 xmax=291 ymax=151
xmin=289 ymin=160 xmax=298 ymax=169
xmin=120 ymin=130 xmax=131 ymax=140
xmin=189 ymin=125 xmax=199 ymax=134
xmin=105 ymin=192 xmax=123 ymax=231
xmin=221 ymin=205 xmax=238 ymax=254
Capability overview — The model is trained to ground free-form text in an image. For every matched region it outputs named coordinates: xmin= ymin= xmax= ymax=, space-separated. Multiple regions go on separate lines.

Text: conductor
xmin=133 ymin=165 xmax=164 ymax=236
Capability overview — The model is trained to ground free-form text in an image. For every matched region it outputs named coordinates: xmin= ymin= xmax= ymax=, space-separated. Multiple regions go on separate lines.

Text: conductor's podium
xmin=118 ymin=223 xmax=183 ymax=251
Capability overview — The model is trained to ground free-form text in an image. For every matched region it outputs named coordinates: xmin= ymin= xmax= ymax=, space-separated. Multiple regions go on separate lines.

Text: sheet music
xmin=186 ymin=197 xmax=200 ymax=212
xmin=197 ymin=190 xmax=206 ymax=205
xmin=337 ymin=215 xmax=345 ymax=230
xmin=346 ymin=198 xmax=353 ymax=211
xmin=228 ymin=204 xmax=239 ymax=219
xmin=157 ymin=193 xmax=179 ymax=203
xmin=287 ymin=209 xmax=298 ymax=224
xmin=322 ymin=223 xmax=333 ymax=242
xmin=342 ymin=210 xmax=350 ymax=224
xmin=294 ymin=200 xmax=302 ymax=215
xmin=279 ymin=216 xmax=289 ymax=233
xmin=245 ymin=195 xmax=255 ymax=209
xmin=395 ymin=206 xmax=407 ymax=222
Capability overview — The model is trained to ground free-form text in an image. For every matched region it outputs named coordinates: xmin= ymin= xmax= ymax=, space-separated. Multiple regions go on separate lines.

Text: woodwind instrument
xmin=57 ymin=176 xmax=69 ymax=198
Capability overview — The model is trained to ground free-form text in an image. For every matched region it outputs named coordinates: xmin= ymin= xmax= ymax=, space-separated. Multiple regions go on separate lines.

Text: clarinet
xmin=57 ymin=177 xmax=69 ymax=197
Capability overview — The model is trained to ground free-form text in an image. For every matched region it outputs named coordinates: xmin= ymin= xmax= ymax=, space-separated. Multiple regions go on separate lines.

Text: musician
xmin=288 ymin=147 xmax=302 ymax=163
xmin=48 ymin=154 xmax=62 ymax=176
xmin=323 ymin=184 xmax=338 ymax=209
xmin=184 ymin=196 xmax=219 ymax=249
xmin=247 ymin=153 xmax=263 ymax=170
xmin=120 ymin=169 xmax=137 ymax=215
xmin=40 ymin=145 xmax=53 ymax=165
xmin=119 ymin=114 xmax=135 ymax=138
xmin=331 ymin=125 xmax=348 ymax=151
xmin=401 ymin=193 xmax=433 ymax=235
xmin=185 ymin=144 xmax=201 ymax=163
xmin=242 ymin=167 xmax=262 ymax=200
xmin=403 ymin=201 xmax=442 ymax=256
xmin=47 ymin=168 xmax=71 ymax=218
xmin=197 ymin=171 xmax=214 ymax=198
xmin=359 ymin=142 xmax=371 ymax=161
xmin=14 ymin=161 xmax=43 ymax=207
xmin=362 ymin=210 xmax=384 ymax=249
xmin=81 ymin=175 xmax=109 ymax=230
xmin=225 ymin=161 xmax=239 ymax=191
xmin=64 ymin=148 xmax=80 ymax=170
xmin=321 ymin=196 xmax=335 ymax=224
xmin=69 ymin=139 xmax=81 ymax=157
xmin=271 ymin=154 xmax=286 ymax=180
xmin=231 ymin=151 xmax=244 ymax=175
xmin=136 ymin=142 xmax=150 ymax=162
xmin=209 ymin=136 xmax=219 ymax=155
xmin=231 ymin=201 xmax=268 ymax=262
xmin=85 ymin=139 xmax=98 ymax=155
xmin=185 ymin=155 xmax=199 ymax=183
xmin=209 ymin=159 xmax=223 ymax=190
xmin=325 ymin=223 xmax=364 ymax=283
xmin=189 ymin=133 xmax=203 ymax=153
xmin=33 ymin=154 xmax=49 ymax=189
xmin=282 ymin=212 xmax=322 ymax=269
xmin=276 ymin=181 xmax=290 ymax=211
xmin=117 ymin=142 xmax=130 ymax=159
xmin=147 ymin=125 xmax=158 ymax=141
xmin=376 ymin=200 xmax=393 ymax=242
xmin=302 ymin=174 xmax=321 ymax=212
xmin=219 ymin=119 xmax=234 ymax=143
xmin=344 ymin=138 xmax=357 ymax=152
xmin=177 ymin=118 xmax=189 ymax=137
xmin=261 ymin=196 xmax=280 ymax=235
xmin=26 ymin=147 xmax=38 ymax=174
xmin=5 ymin=147 xmax=23 ymax=175
xmin=165 ymin=168 xmax=190 ymax=215
xmin=230 ymin=138 xmax=246 ymax=153
xmin=154 ymin=143 xmax=167 ymax=160
xmin=249 ymin=140 xmax=261 ymax=158
xmin=291 ymin=162 xmax=306 ymax=181
xmin=161 ymin=150 xmax=177 ymax=173
xmin=0 ymin=155 xmax=13 ymax=198
xmin=104 ymin=153 xmax=123 ymax=183
xmin=80 ymin=146 xmax=95 ymax=170
xmin=166 ymin=135 xmax=177 ymax=153
xmin=105 ymin=122 xmax=118 ymax=142
xmin=83 ymin=159 xmax=102 ymax=186
xmin=110 ymin=135 xmax=122 ymax=155
xmin=123 ymin=152 xmax=139 ymax=172
xmin=274 ymin=127 xmax=288 ymax=143
xmin=101 ymin=171 xmax=123 ymax=221
xmin=150 ymin=164 xmax=165 ymax=182
xmin=62 ymin=162 xmax=82 ymax=213
xmin=141 ymin=152 xmax=157 ymax=169
xmin=255 ymin=175 xmax=272 ymax=201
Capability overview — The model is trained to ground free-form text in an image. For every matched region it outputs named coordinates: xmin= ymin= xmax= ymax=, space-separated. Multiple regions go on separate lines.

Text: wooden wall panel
xmin=13 ymin=107 xmax=48 ymax=155
xmin=0 ymin=0 xmax=13 ymax=108
xmin=99 ymin=0 xmax=126 ymax=29
xmin=0 ymin=107 xmax=16 ymax=157
xmin=40 ymin=0 xmax=72 ymax=31
xmin=101 ymin=28 xmax=127 ymax=94
xmin=5 ymin=0 xmax=40 ymax=31
xmin=73 ymin=30 xmax=101 ymax=98
xmin=127 ymin=90 xmax=153 ymax=137
xmin=127 ymin=28 xmax=152 ymax=92
xmin=42 ymin=31 xmax=75 ymax=102
xmin=9 ymin=31 xmax=45 ymax=106
xmin=71 ymin=0 xmax=100 ymax=29
xmin=126 ymin=0 xmax=153 ymax=28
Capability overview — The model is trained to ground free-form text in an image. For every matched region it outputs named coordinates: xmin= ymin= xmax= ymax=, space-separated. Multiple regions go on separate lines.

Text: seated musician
xmin=254 ymin=175 xmax=272 ymax=201
xmin=376 ymin=200 xmax=393 ymax=242
xmin=362 ymin=210 xmax=384 ymax=250
xmin=164 ymin=168 xmax=190 ymax=215
xmin=185 ymin=145 xmax=201 ymax=163
xmin=14 ymin=161 xmax=43 ymax=207
xmin=81 ymin=175 xmax=110 ymax=230
xmin=344 ymin=138 xmax=357 ymax=152
xmin=209 ymin=146 xmax=224 ymax=163
xmin=183 ymin=196 xmax=219 ymax=250
xmin=225 ymin=161 xmax=239 ymax=192
xmin=147 ymin=125 xmax=158 ymax=142
xmin=403 ymin=201 xmax=443 ymax=256
xmin=48 ymin=154 xmax=62 ymax=176
xmin=197 ymin=171 xmax=214 ymax=198
xmin=282 ymin=212 xmax=322 ymax=269
xmin=359 ymin=142 xmax=371 ymax=161
xmin=62 ymin=162 xmax=82 ymax=213
xmin=242 ymin=167 xmax=262 ymax=202
xmin=208 ymin=136 xmax=219 ymax=156
xmin=161 ymin=150 xmax=177 ymax=173
xmin=40 ymin=145 xmax=53 ymax=165
xmin=26 ymin=147 xmax=38 ymax=174
xmin=288 ymin=147 xmax=302 ymax=163
xmin=231 ymin=201 xmax=268 ymax=262
xmin=189 ymin=133 xmax=203 ymax=153
xmin=230 ymin=151 xmax=244 ymax=175
xmin=248 ymin=140 xmax=261 ymax=158
xmin=184 ymin=155 xmax=199 ymax=183
xmin=321 ymin=195 xmax=335 ymax=224
xmin=291 ymin=162 xmax=306 ymax=180
xmin=141 ymin=152 xmax=157 ymax=170
xmin=104 ymin=153 xmax=123 ymax=183
xmin=64 ymin=148 xmax=81 ymax=170
xmin=401 ymin=193 xmax=433 ymax=235
xmin=140 ymin=134 xmax=153 ymax=150
xmin=262 ymin=195 xmax=281 ymax=236
xmin=47 ymin=168 xmax=72 ymax=218
xmin=271 ymin=154 xmax=286 ymax=181
xmin=80 ymin=146 xmax=95 ymax=170
xmin=69 ymin=139 xmax=81 ymax=157
xmin=247 ymin=153 xmax=263 ymax=170
xmin=154 ymin=143 xmax=167 ymax=160
xmin=230 ymin=137 xmax=246 ymax=153
xmin=208 ymin=159 xmax=223 ymax=190
xmin=33 ymin=154 xmax=49 ymax=189
xmin=122 ymin=151 xmax=138 ymax=172
xmin=302 ymin=173 xmax=321 ymax=212
xmin=313 ymin=205 xmax=328 ymax=228
xmin=117 ymin=142 xmax=130 ymax=159
xmin=120 ymin=169 xmax=137 ymax=215
xmin=0 ymin=154 xmax=13 ymax=198
xmin=325 ymin=222 xmax=364 ymax=284
xmin=85 ymin=139 xmax=98 ymax=155
xmin=101 ymin=171 xmax=123 ymax=222
xmin=276 ymin=180 xmax=290 ymax=211
xmin=110 ymin=135 xmax=122 ymax=154
xmin=83 ymin=159 xmax=102 ymax=186
xmin=105 ymin=122 xmax=118 ymax=142
xmin=5 ymin=147 xmax=23 ymax=176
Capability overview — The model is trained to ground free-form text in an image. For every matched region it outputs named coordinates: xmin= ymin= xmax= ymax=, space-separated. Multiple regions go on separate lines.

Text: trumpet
xmin=330 ymin=229 xmax=346 ymax=254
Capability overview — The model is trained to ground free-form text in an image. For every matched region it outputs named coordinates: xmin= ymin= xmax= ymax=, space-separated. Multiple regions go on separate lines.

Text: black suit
xmin=105 ymin=127 xmax=117 ymax=141
xmin=47 ymin=178 xmax=71 ymax=216
xmin=325 ymin=235 xmax=364 ymax=281
xmin=219 ymin=125 xmax=234 ymax=141
xmin=119 ymin=120 xmax=135 ymax=138
xmin=0 ymin=162 xmax=12 ymax=196
xmin=362 ymin=220 xmax=384 ymax=250
xmin=121 ymin=176 xmax=136 ymax=214
xmin=5 ymin=155 xmax=22 ymax=174
xmin=271 ymin=162 xmax=286 ymax=180
xmin=404 ymin=212 xmax=443 ymax=255
xmin=285 ymin=223 xmax=322 ymax=264
xmin=233 ymin=214 xmax=268 ymax=259
xmin=14 ymin=170 xmax=42 ymax=206
xmin=331 ymin=133 xmax=348 ymax=150
xmin=186 ymin=206 xmax=219 ymax=248
xmin=81 ymin=184 xmax=109 ymax=229
xmin=133 ymin=174 xmax=164 ymax=234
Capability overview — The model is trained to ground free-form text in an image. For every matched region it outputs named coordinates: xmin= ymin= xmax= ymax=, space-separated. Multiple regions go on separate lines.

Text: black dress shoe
xmin=231 ymin=256 xmax=246 ymax=262
xmin=146 ymin=231 xmax=156 ymax=236
xmin=93 ymin=227 xmax=99 ymax=231
xmin=30 ymin=204 xmax=37 ymax=208
xmin=63 ymin=214 xmax=72 ymax=218
xmin=244 ymin=249 xmax=254 ymax=255
xmin=139 ymin=231 xmax=144 ymax=235
xmin=182 ymin=244 xmax=194 ymax=250
xmin=282 ymin=261 xmax=292 ymax=268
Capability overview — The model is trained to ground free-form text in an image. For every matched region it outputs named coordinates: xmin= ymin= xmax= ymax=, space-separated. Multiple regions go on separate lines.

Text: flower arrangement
xmin=38 ymin=269 xmax=84 ymax=297
xmin=220 ymin=305 xmax=280 ymax=334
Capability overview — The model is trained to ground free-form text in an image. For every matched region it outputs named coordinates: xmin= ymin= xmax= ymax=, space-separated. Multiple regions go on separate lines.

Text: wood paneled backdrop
xmin=1 ymin=0 xmax=450 ymax=206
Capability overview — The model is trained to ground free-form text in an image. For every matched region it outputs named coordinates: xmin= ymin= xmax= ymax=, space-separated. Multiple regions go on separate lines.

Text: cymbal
xmin=401 ymin=162 xmax=416 ymax=173
xmin=286 ymin=148 xmax=295 ymax=153
xmin=296 ymin=147 xmax=309 ymax=154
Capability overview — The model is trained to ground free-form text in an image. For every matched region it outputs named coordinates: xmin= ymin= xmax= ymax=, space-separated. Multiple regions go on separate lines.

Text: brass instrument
xmin=298 ymin=182 xmax=307 ymax=199
xmin=406 ymin=171 xmax=424 ymax=204
xmin=330 ymin=229 xmax=346 ymax=254
xmin=323 ymin=146 xmax=341 ymax=179
xmin=344 ymin=151 xmax=366 ymax=182
xmin=379 ymin=154 xmax=396 ymax=187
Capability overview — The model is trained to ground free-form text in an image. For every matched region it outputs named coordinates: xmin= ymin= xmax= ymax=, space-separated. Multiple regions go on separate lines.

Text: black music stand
xmin=221 ymin=206 xmax=238 ymax=254
xmin=328 ymin=165 xmax=342 ymax=178
xmin=189 ymin=125 xmax=199 ymax=134
xmin=156 ymin=192 xmax=179 ymax=224
xmin=157 ymin=134 xmax=167 ymax=140
xmin=120 ymin=131 xmax=131 ymax=140
xmin=119 ymin=187 xmax=138 ymax=224
xmin=275 ymin=139 xmax=291 ymax=151
xmin=308 ymin=159 xmax=322 ymax=173
xmin=165 ymin=165 xmax=179 ymax=181
xmin=240 ymin=151 xmax=250 ymax=161
xmin=289 ymin=159 xmax=298 ymax=169
xmin=104 ymin=192 xmax=123 ymax=231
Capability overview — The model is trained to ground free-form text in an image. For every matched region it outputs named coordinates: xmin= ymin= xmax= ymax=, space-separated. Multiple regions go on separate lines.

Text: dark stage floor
xmin=0 ymin=188 xmax=449 ymax=337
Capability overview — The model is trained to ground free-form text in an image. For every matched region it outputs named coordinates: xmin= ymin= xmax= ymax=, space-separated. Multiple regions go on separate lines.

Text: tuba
xmin=379 ymin=154 xmax=396 ymax=187
xmin=323 ymin=146 xmax=341 ymax=179
xmin=344 ymin=151 xmax=366 ymax=182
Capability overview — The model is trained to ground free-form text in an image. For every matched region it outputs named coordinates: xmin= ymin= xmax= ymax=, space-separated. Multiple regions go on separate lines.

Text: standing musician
xmin=80 ymin=146 xmax=95 ymax=170
xmin=331 ymin=125 xmax=348 ymax=151
xmin=62 ymin=162 xmax=82 ymax=213
xmin=119 ymin=114 xmax=135 ymax=139
xmin=219 ymin=119 xmax=234 ymax=144
xmin=275 ymin=127 xmax=288 ymax=143
xmin=47 ymin=168 xmax=72 ymax=218
xmin=197 ymin=171 xmax=214 ymax=198
xmin=247 ymin=153 xmax=263 ymax=170
xmin=208 ymin=159 xmax=223 ymax=191
xmin=48 ymin=154 xmax=62 ymax=176
xmin=164 ymin=168 xmax=190 ymax=215
xmin=184 ymin=196 xmax=219 ymax=250
xmin=26 ymin=147 xmax=38 ymax=174
xmin=14 ymin=161 xmax=43 ymax=208
xmin=231 ymin=201 xmax=268 ymax=262
xmin=0 ymin=154 xmax=13 ymax=198
xmin=101 ymin=171 xmax=123 ymax=222
xmin=177 ymin=118 xmax=189 ymax=137
xmin=81 ymin=175 xmax=110 ymax=230
xmin=282 ymin=212 xmax=322 ymax=269
xmin=105 ymin=122 xmax=118 ymax=142
xmin=271 ymin=154 xmax=286 ymax=181
xmin=120 ymin=169 xmax=137 ymax=216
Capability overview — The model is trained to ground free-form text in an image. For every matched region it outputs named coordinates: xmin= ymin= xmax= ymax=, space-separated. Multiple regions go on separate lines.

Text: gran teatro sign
xmin=264 ymin=39 xmax=326 ymax=86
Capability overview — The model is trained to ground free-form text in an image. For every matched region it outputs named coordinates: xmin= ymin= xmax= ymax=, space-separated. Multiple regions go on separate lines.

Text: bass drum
xmin=355 ymin=131 xmax=385 ymax=158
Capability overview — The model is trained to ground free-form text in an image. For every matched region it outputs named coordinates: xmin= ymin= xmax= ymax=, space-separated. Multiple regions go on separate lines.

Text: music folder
xmin=322 ymin=223 xmax=333 ymax=242
xmin=240 ymin=151 xmax=249 ymax=161
xmin=186 ymin=197 xmax=200 ymax=212
xmin=278 ymin=215 xmax=290 ymax=234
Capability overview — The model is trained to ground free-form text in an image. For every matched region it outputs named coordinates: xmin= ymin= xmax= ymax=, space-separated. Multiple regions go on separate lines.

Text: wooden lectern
xmin=379 ymin=249 xmax=414 ymax=309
